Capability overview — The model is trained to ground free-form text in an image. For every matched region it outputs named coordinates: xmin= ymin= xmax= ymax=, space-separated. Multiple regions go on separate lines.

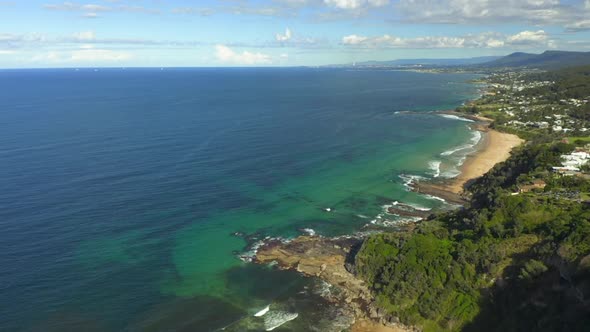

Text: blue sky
xmin=0 ymin=0 xmax=589 ymax=67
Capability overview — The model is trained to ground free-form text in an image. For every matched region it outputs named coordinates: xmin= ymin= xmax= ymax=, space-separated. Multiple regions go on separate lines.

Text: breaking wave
xmin=254 ymin=305 xmax=270 ymax=317
xmin=438 ymin=114 xmax=474 ymax=122
xmin=264 ymin=311 xmax=299 ymax=331
xmin=428 ymin=160 xmax=442 ymax=178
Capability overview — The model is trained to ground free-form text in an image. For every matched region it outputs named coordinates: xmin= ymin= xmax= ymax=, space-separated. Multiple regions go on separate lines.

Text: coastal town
xmin=462 ymin=69 xmax=590 ymax=137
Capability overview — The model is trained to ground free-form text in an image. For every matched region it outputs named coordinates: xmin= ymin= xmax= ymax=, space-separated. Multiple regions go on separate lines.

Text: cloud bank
xmin=342 ymin=30 xmax=554 ymax=49
xmin=215 ymin=45 xmax=272 ymax=65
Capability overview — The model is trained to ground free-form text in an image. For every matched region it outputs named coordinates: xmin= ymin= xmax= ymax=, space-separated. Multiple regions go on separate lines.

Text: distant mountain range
xmin=330 ymin=50 xmax=590 ymax=70
xmin=482 ymin=50 xmax=590 ymax=69
xmin=345 ymin=56 xmax=501 ymax=67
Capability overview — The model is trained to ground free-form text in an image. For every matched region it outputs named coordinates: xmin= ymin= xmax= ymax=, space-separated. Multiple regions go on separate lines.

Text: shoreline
xmin=452 ymin=125 xmax=523 ymax=194
xmin=254 ymin=236 xmax=417 ymax=332
xmin=251 ymin=86 xmax=525 ymax=331
xmin=251 ymin=118 xmax=525 ymax=331
xmin=251 ymin=113 xmax=524 ymax=332
xmin=414 ymin=112 xmax=523 ymax=200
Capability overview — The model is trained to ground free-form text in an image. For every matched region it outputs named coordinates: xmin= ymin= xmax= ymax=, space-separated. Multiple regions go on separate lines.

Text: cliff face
xmin=254 ymin=236 xmax=416 ymax=332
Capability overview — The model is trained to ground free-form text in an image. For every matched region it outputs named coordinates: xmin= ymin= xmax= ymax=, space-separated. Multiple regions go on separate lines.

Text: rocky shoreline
xmin=247 ymin=108 xmax=524 ymax=331
xmin=253 ymin=235 xmax=417 ymax=332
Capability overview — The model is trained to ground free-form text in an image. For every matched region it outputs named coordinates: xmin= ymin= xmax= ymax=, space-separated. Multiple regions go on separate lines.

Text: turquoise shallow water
xmin=0 ymin=68 xmax=481 ymax=331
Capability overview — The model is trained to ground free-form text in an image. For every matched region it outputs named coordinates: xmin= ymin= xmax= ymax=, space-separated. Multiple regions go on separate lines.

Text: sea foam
xmin=428 ymin=160 xmax=442 ymax=178
xmin=392 ymin=201 xmax=432 ymax=211
xmin=301 ymin=228 xmax=316 ymax=236
xmin=441 ymin=128 xmax=482 ymax=157
xmin=264 ymin=311 xmax=299 ymax=331
xmin=399 ymin=174 xmax=426 ymax=191
xmin=438 ymin=114 xmax=474 ymax=122
xmin=425 ymin=194 xmax=446 ymax=202
xmin=254 ymin=305 xmax=270 ymax=317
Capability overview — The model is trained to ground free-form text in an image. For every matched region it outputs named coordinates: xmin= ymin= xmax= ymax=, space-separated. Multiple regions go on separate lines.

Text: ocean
xmin=0 ymin=68 xmax=481 ymax=331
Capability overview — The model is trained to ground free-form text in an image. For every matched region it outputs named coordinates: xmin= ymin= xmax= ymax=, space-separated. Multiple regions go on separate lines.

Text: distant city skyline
xmin=1 ymin=0 xmax=590 ymax=68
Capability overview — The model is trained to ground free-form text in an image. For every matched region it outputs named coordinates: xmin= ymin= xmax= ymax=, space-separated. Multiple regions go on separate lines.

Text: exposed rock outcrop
xmin=254 ymin=236 xmax=418 ymax=332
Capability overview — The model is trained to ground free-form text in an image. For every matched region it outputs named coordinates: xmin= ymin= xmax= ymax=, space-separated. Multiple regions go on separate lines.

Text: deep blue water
xmin=0 ymin=68 xmax=480 ymax=331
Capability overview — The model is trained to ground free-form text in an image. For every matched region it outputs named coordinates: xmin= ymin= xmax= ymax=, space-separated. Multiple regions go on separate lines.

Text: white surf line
xmin=254 ymin=305 xmax=270 ymax=317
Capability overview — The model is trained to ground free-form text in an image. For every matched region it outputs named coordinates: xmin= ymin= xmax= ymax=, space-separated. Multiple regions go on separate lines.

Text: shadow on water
xmin=222 ymin=264 xmax=354 ymax=332
xmin=24 ymin=312 xmax=110 ymax=332
xmin=223 ymin=264 xmax=309 ymax=303
xmin=126 ymin=296 xmax=245 ymax=332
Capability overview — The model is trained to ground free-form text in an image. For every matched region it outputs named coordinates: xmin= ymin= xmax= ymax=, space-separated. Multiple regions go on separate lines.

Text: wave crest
xmin=264 ymin=311 xmax=299 ymax=331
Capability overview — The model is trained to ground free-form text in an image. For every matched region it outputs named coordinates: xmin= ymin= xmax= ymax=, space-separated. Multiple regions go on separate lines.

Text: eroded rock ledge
xmin=254 ymin=236 xmax=418 ymax=332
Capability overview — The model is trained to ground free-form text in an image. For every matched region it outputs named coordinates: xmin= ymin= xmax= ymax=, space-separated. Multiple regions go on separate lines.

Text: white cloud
xmin=171 ymin=7 xmax=214 ymax=16
xmin=342 ymin=34 xmax=368 ymax=44
xmin=368 ymin=0 xmax=389 ymax=6
xmin=31 ymin=51 xmax=61 ymax=62
xmin=0 ymin=50 xmax=16 ymax=55
xmin=0 ymin=33 xmax=45 ymax=43
xmin=324 ymin=0 xmax=362 ymax=9
xmin=70 ymin=49 xmax=131 ymax=61
xmin=44 ymin=2 xmax=111 ymax=12
xmin=72 ymin=31 xmax=95 ymax=41
xmin=323 ymin=0 xmax=389 ymax=9
xmin=566 ymin=20 xmax=590 ymax=32
xmin=228 ymin=6 xmax=288 ymax=16
xmin=31 ymin=49 xmax=132 ymax=63
xmin=275 ymin=0 xmax=311 ymax=5
xmin=341 ymin=30 xmax=553 ymax=49
xmin=43 ymin=2 xmax=160 ymax=15
xmin=275 ymin=28 xmax=292 ymax=42
xmin=215 ymin=45 xmax=272 ymax=65
xmin=395 ymin=0 xmax=582 ymax=26
xmin=506 ymin=30 xmax=548 ymax=44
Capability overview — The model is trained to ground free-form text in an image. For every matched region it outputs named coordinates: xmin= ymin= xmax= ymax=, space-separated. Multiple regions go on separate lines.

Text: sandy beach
xmin=414 ymin=120 xmax=524 ymax=199
xmin=447 ymin=126 xmax=524 ymax=194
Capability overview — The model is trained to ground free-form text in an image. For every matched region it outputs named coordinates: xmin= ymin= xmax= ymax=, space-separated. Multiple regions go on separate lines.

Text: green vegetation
xmin=522 ymin=65 xmax=590 ymax=101
xmin=457 ymin=65 xmax=590 ymax=141
xmin=483 ymin=51 xmax=590 ymax=70
xmin=355 ymin=143 xmax=590 ymax=331
xmin=355 ymin=67 xmax=590 ymax=331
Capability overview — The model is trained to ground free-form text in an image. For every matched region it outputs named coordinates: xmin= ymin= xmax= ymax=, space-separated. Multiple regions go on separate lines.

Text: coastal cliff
xmin=253 ymin=66 xmax=590 ymax=332
xmin=254 ymin=139 xmax=590 ymax=332
xmin=254 ymin=235 xmax=416 ymax=332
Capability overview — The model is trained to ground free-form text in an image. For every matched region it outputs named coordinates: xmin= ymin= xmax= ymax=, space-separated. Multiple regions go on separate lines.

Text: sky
xmin=0 ymin=0 xmax=590 ymax=67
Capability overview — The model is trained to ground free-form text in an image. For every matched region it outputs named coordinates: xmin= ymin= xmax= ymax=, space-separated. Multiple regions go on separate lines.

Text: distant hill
xmin=328 ymin=56 xmax=501 ymax=68
xmin=357 ymin=56 xmax=501 ymax=67
xmin=328 ymin=51 xmax=590 ymax=70
xmin=484 ymin=50 xmax=590 ymax=69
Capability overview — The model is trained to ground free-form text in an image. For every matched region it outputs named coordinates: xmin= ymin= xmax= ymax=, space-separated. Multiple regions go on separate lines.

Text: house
xmin=518 ymin=179 xmax=547 ymax=193
xmin=552 ymin=166 xmax=580 ymax=176
xmin=562 ymin=151 xmax=590 ymax=168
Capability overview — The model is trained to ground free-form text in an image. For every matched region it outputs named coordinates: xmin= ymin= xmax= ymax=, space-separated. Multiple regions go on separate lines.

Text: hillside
xmin=355 ymin=142 xmax=590 ymax=331
xmin=354 ymin=66 xmax=590 ymax=331
xmin=326 ymin=56 xmax=501 ymax=68
xmin=355 ymin=56 xmax=501 ymax=67
xmin=485 ymin=51 xmax=590 ymax=69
